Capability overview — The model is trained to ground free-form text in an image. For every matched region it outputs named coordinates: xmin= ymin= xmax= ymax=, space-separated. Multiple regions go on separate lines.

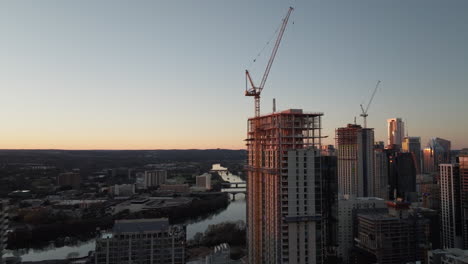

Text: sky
xmin=1 ymin=0 xmax=467 ymax=150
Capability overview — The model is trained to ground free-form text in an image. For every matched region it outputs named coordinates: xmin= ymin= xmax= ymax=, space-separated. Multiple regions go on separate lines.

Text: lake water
xmin=4 ymin=165 xmax=246 ymax=261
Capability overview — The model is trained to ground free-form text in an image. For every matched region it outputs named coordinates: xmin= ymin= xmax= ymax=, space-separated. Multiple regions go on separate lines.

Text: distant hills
xmin=0 ymin=149 xmax=247 ymax=170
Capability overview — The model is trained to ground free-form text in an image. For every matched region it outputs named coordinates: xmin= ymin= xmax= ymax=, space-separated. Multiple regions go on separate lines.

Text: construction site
xmin=243 ymin=6 xmax=329 ymax=263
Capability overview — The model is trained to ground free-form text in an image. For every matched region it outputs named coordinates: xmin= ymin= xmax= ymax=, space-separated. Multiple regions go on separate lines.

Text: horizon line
xmin=0 ymin=148 xmax=246 ymax=151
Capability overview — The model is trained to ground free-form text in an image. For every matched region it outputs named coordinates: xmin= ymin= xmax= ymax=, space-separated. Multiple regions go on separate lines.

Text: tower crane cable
xmin=360 ymin=80 xmax=381 ymax=128
xmin=245 ymin=7 xmax=294 ymax=118
xmin=247 ymin=23 xmax=282 ymax=70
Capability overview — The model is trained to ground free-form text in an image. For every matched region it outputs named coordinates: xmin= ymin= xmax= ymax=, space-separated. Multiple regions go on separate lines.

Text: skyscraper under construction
xmin=246 ymin=109 xmax=324 ymax=264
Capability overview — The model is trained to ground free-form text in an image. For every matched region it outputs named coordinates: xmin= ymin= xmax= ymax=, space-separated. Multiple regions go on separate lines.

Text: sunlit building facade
xmin=336 ymin=124 xmax=375 ymax=197
xmin=246 ymin=109 xmax=324 ymax=264
xmin=387 ymin=118 xmax=404 ymax=148
xmin=402 ymin=136 xmax=422 ymax=174
xmin=424 ymin=138 xmax=451 ymax=174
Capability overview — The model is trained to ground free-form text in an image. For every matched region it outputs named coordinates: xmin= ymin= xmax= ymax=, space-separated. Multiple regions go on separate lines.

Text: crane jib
xmin=244 ymin=7 xmax=294 ymax=118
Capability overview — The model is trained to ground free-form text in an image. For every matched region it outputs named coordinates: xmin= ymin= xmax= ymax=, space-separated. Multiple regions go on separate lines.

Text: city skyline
xmin=1 ymin=0 xmax=468 ymax=150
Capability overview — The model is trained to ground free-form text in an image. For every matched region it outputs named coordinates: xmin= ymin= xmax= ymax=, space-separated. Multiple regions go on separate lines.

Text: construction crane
xmin=245 ymin=7 xmax=294 ymax=117
xmin=360 ymin=80 xmax=382 ymax=128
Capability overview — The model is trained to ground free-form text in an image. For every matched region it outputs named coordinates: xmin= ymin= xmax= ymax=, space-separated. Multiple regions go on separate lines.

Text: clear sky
xmin=1 ymin=0 xmax=467 ymax=150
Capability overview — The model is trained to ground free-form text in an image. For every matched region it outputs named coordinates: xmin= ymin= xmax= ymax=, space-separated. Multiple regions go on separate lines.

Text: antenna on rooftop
xmin=273 ymin=98 xmax=276 ymax=113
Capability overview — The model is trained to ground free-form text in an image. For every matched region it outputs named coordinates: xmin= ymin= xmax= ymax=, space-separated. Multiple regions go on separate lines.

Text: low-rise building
xmin=110 ymin=184 xmax=135 ymax=197
xmin=57 ymin=172 xmax=81 ymax=189
xmin=428 ymin=248 xmax=468 ymax=264
xmin=159 ymin=184 xmax=190 ymax=193
xmin=196 ymin=173 xmax=211 ymax=190
xmin=187 ymin=243 xmax=241 ymax=264
xmin=95 ymin=218 xmax=185 ymax=264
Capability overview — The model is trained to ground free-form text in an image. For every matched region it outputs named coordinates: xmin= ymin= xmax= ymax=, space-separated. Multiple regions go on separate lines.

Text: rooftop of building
xmin=116 ymin=196 xmax=193 ymax=209
xmin=113 ymin=218 xmax=169 ymax=233
xmin=339 ymin=195 xmax=384 ymax=201
xmin=357 ymin=210 xmax=400 ymax=221
xmin=430 ymin=248 xmax=468 ymax=262
xmin=387 ymin=117 xmax=403 ymax=121
xmin=249 ymin=109 xmax=324 ymax=119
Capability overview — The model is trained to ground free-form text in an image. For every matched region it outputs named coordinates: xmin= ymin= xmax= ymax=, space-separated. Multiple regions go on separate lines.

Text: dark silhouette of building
xmin=423 ymin=138 xmax=451 ymax=174
xmin=459 ymin=152 xmax=468 ymax=249
xmin=402 ymin=136 xmax=422 ymax=174
xmin=57 ymin=172 xmax=81 ymax=189
xmin=352 ymin=201 xmax=430 ymax=264
xmin=386 ymin=149 xmax=417 ymax=200
xmin=321 ymin=155 xmax=339 ymax=263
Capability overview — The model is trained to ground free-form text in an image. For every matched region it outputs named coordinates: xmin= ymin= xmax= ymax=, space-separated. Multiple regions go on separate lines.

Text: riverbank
xmin=7 ymin=193 xmax=229 ymax=250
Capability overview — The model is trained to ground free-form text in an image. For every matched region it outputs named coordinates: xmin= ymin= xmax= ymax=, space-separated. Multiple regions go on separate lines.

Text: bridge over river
xmin=220 ymin=181 xmax=246 ymax=200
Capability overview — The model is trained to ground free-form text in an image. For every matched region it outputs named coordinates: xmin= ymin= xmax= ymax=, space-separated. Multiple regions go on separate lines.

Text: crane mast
xmin=245 ymin=7 xmax=294 ymax=117
xmin=360 ymin=80 xmax=381 ymax=128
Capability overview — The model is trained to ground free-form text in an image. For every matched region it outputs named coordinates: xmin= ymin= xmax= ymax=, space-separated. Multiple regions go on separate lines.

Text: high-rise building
xmin=459 ymin=154 xmax=468 ymax=249
xmin=336 ymin=196 xmax=386 ymax=263
xmin=402 ymin=136 xmax=422 ymax=174
xmin=440 ymin=163 xmax=463 ymax=248
xmin=246 ymin=109 xmax=325 ymax=264
xmin=320 ymin=156 xmax=338 ymax=261
xmin=0 ymin=200 xmax=8 ymax=264
xmin=336 ymin=124 xmax=375 ymax=197
xmin=387 ymin=152 xmax=417 ymax=200
xmin=144 ymin=170 xmax=167 ymax=189
xmin=423 ymin=138 xmax=451 ymax=174
xmin=353 ymin=201 xmax=430 ymax=264
xmin=95 ymin=218 xmax=185 ymax=264
xmin=57 ymin=172 xmax=81 ymax=189
xmin=423 ymin=147 xmax=436 ymax=174
xmin=387 ymin=118 xmax=404 ymax=148
xmin=110 ymin=183 xmax=136 ymax=196
xmin=417 ymin=174 xmax=440 ymax=210
xmin=374 ymin=142 xmax=389 ymax=200
xmin=320 ymin=145 xmax=336 ymax=156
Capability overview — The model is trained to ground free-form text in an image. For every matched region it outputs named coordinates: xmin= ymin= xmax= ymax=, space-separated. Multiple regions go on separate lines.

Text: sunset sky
xmin=1 ymin=0 xmax=467 ymax=149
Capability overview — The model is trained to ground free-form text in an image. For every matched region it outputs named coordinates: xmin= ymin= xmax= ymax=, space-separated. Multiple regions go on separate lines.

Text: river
xmin=4 ymin=165 xmax=246 ymax=261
